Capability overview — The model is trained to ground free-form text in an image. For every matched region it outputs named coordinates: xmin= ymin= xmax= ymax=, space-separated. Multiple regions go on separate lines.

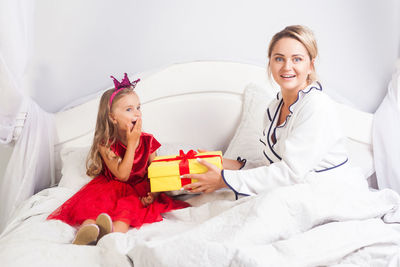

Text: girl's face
xmin=109 ymin=92 xmax=142 ymax=131
xmin=269 ymin=37 xmax=314 ymax=93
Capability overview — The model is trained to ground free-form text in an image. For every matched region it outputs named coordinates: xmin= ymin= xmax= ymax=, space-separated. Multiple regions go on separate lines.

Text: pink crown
xmin=109 ymin=73 xmax=140 ymax=107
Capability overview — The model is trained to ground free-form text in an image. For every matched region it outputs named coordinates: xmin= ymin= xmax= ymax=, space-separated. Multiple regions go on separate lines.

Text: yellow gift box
xmin=148 ymin=150 xmax=223 ymax=192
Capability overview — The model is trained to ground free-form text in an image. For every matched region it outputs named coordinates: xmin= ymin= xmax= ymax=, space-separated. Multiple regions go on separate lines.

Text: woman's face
xmin=269 ymin=37 xmax=314 ymax=93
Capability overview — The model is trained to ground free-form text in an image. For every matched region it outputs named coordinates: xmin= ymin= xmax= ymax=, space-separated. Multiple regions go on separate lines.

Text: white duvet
xmin=1 ymin=168 xmax=400 ymax=267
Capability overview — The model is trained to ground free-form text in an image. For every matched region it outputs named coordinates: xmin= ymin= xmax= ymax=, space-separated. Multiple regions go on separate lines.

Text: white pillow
xmin=345 ymin=138 xmax=375 ymax=179
xmin=223 ymin=83 xmax=276 ymax=169
xmin=58 ymin=146 xmax=92 ymax=191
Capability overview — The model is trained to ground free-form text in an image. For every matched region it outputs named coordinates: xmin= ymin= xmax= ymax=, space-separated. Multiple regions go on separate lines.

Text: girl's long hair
xmin=86 ymin=86 xmax=135 ymax=178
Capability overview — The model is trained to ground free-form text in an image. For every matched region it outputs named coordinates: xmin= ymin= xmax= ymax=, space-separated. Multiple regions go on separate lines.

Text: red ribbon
xmin=152 ymin=150 xmax=222 ymax=186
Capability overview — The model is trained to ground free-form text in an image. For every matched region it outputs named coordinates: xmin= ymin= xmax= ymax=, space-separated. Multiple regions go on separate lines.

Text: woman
xmin=182 ymin=25 xmax=349 ymax=198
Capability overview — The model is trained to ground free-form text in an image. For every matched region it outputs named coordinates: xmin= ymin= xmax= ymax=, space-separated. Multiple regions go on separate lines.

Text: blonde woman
xmin=182 ymin=25 xmax=348 ymax=198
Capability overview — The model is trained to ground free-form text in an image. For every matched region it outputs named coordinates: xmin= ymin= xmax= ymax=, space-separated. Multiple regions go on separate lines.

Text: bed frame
xmin=54 ymin=61 xmax=374 ymax=181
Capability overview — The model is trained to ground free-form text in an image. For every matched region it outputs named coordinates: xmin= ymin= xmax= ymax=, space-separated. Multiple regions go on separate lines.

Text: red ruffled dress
xmin=47 ymin=132 xmax=190 ymax=227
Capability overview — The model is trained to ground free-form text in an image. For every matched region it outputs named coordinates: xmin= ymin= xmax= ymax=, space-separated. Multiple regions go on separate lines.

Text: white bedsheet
xmin=1 ymin=169 xmax=400 ymax=267
xmin=0 ymin=187 xmax=132 ymax=267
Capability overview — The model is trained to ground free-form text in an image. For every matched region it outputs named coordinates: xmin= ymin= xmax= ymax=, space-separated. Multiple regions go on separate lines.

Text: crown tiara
xmin=109 ymin=73 xmax=140 ymax=107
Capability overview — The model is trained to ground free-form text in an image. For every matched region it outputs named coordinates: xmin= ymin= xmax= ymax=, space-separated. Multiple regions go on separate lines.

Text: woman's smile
xmin=280 ymin=74 xmax=296 ymax=80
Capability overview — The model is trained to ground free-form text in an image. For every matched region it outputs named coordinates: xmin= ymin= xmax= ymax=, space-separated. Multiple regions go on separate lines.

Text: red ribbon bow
xmin=177 ymin=149 xmax=197 ymax=176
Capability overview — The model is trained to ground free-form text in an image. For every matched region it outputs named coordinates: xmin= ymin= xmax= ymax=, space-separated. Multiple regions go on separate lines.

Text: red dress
xmin=47 ymin=132 xmax=190 ymax=227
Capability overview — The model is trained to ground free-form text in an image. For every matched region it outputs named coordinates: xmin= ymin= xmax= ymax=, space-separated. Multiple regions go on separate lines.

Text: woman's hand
xmin=181 ymin=158 xmax=227 ymax=193
xmin=126 ymin=118 xmax=142 ymax=149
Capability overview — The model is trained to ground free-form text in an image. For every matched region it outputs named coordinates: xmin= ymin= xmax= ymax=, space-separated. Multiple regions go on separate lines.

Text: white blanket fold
xmin=126 ymin=173 xmax=400 ymax=267
xmin=1 ymin=171 xmax=400 ymax=267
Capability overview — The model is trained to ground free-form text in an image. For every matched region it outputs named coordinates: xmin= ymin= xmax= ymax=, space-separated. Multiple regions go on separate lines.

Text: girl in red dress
xmin=47 ymin=74 xmax=190 ymax=245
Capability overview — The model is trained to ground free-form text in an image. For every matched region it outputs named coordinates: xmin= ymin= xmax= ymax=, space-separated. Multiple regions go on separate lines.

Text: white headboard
xmin=54 ymin=61 xmax=374 ymax=180
xmin=54 ymin=61 xmax=271 ymax=150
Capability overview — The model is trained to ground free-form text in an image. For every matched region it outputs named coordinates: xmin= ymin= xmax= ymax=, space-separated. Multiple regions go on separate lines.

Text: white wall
xmin=1 ymin=0 xmax=400 ymax=180
xmin=27 ymin=0 xmax=399 ymax=113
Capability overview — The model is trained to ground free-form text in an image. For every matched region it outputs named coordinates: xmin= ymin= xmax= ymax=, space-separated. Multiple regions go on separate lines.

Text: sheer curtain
xmin=373 ymin=60 xmax=400 ymax=194
xmin=0 ymin=0 xmax=55 ymax=233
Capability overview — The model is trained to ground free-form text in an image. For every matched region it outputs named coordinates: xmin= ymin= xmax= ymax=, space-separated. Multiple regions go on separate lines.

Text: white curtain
xmin=373 ymin=60 xmax=400 ymax=194
xmin=0 ymin=0 xmax=29 ymax=143
xmin=0 ymin=0 xmax=55 ymax=232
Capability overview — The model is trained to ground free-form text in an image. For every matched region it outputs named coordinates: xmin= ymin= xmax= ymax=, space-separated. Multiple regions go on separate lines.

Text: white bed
xmin=0 ymin=61 xmax=399 ymax=267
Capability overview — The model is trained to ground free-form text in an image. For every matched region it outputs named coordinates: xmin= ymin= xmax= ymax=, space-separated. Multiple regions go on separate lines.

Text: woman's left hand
xmin=181 ymin=159 xmax=227 ymax=193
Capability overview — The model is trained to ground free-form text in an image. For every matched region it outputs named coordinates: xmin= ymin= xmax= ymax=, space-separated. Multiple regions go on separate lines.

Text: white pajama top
xmin=223 ymin=83 xmax=349 ymax=198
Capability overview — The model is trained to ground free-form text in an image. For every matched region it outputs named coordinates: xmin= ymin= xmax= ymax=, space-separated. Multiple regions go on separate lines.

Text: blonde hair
xmin=267 ymin=25 xmax=318 ymax=84
xmin=86 ymin=86 xmax=136 ymax=178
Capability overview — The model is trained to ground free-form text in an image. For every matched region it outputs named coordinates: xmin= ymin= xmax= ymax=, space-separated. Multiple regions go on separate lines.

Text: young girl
xmin=48 ymin=73 xmax=190 ymax=245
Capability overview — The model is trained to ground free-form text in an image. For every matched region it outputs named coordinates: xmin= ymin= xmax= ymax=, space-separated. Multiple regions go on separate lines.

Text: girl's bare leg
xmin=113 ymin=220 xmax=130 ymax=233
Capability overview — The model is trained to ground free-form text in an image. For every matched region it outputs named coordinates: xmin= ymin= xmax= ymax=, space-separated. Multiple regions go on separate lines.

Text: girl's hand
xmin=181 ymin=159 xmax=227 ymax=193
xmin=126 ymin=118 xmax=142 ymax=149
xmin=140 ymin=192 xmax=159 ymax=207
